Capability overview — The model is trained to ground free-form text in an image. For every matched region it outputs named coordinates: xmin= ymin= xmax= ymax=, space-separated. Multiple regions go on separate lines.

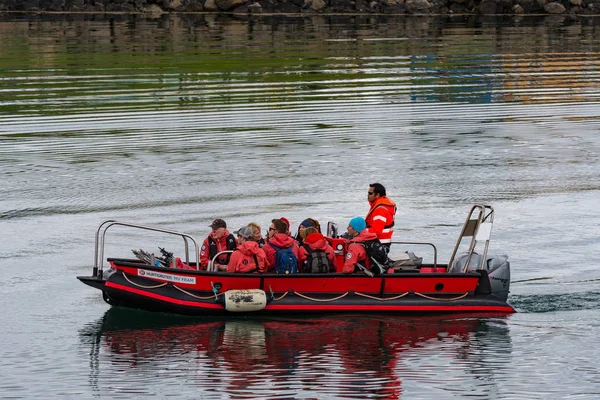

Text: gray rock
xmin=310 ymin=0 xmax=327 ymax=9
xmin=277 ymin=1 xmax=301 ymax=11
xmin=512 ymin=3 xmax=524 ymax=11
xmin=383 ymin=4 xmax=407 ymax=11
xmin=405 ymin=0 xmax=431 ymax=10
xmin=543 ymin=1 xmax=565 ymax=12
xmin=204 ymin=0 xmax=218 ymax=9
xmin=163 ymin=0 xmax=182 ymax=9
xmin=330 ymin=0 xmax=353 ymax=11
xmin=47 ymin=0 xmax=65 ymax=10
xmin=181 ymin=0 xmax=203 ymax=10
xmin=479 ymin=0 xmax=497 ymax=12
xmin=428 ymin=0 xmax=446 ymax=7
xmin=20 ymin=0 xmax=39 ymax=8
xmin=215 ymin=0 xmax=246 ymax=10
xmin=516 ymin=0 xmax=536 ymax=11
xmin=143 ymin=3 xmax=164 ymax=13
xmin=569 ymin=0 xmax=582 ymax=5
xmin=248 ymin=1 xmax=262 ymax=11
xmin=450 ymin=2 xmax=467 ymax=11
xmin=496 ymin=0 xmax=514 ymax=8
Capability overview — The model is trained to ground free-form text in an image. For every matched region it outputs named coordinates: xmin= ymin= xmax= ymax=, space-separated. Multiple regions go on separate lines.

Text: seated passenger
xmin=200 ymin=219 xmax=237 ymax=270
xmin=297 ymin=227 xmax=335 ymax=273
xmin=247 ymin=222 xmax=266 ymax=248
xmin=227 ymin=226 xmax=267 ymax=273
xmin=280 ymin=217 xmax=292 ymax=236
xmin=342 ymin=216 xmax=378 ymax=274
xmin=295 ymin=218 xmax=322 ymax=245
xmin=263 ymin=218 xmax=300 ymax=273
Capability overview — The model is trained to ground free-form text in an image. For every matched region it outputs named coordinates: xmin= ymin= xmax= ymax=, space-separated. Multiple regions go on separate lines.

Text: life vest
xmin=208 ymin=233 xmax=237 ymax=264
xmin=365 ymin=198 xmax=397 ymax=244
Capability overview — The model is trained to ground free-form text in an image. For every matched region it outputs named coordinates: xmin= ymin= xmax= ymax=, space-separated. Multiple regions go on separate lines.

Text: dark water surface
xmin=1 ymin=13 xmax=600 ymax=399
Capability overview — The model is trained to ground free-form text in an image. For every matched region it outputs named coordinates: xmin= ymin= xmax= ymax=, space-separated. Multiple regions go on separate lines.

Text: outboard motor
xmin=450 ymin=252 xmax=510 ymax=302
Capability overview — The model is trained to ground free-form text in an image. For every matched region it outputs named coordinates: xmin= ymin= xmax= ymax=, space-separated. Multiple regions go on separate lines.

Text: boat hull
xmin=78 ymin=259 xmax=515 ymax=316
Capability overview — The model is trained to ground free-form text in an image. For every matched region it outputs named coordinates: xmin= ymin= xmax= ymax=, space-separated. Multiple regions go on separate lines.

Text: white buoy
xmin=224 ymin=289 xmax=267 ymax=312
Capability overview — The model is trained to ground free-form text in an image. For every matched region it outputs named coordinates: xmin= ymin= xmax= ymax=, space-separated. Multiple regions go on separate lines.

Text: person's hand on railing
xmin=215 ymin=263 xmax=228 ymax=271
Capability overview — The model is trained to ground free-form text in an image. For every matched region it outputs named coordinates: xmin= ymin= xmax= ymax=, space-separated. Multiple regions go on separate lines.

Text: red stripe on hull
xmin=105 ymin=281 xmax=223 ymax=309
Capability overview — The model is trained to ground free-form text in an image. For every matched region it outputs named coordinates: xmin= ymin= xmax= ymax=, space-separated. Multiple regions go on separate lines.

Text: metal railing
xmin=94 ymin=220 xmax=200 ymax=278
xmin=209 ymin=250 xmax=235 ymax=272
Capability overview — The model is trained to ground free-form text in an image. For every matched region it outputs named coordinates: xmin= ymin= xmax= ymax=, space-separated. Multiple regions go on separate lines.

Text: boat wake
xmin=509 ymin=291 xmax=600 ymax=313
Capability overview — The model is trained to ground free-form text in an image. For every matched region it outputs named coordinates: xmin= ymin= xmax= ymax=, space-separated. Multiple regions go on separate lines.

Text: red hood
xmin=237 ymin=241 xmax=262 ymax=256
xmin=368 ymin=196 xmax=396 ymax=209
xmin=304 ymin=233 xmax=329 ymax=250
xmin=350 ymin=229 xmax=378 ymax=243
xmin=268 ymin=233 xmax=296 ymax=248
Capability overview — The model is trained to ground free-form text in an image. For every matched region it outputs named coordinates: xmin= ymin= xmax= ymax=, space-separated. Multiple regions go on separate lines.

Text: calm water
xmin=1 ymin=13 xmax=600 ymax=399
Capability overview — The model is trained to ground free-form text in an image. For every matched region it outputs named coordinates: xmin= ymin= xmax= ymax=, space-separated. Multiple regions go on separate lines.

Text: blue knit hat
xmin=349 ymin=217 xmax=366 ymax=233
xmin=300 ymin=219 xmax=314 ymax=228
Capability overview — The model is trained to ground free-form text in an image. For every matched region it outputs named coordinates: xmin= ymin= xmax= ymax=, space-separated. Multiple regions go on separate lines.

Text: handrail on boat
xmin=390 ymin=241 xmax=438 ymax=269
xmin=93 ymin=220 xmax=200 ymax=278
xmin=209 ymin=250 xmax=234 ymax=272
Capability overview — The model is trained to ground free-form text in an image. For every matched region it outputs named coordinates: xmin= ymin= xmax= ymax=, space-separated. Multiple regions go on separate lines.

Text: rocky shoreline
xmin=1 ymin=0 xmax=598 ymax=16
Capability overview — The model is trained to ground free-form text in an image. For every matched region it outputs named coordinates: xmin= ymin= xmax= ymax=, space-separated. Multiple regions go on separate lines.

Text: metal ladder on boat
xmin=447 ymin=205 xmax=494 ymax=272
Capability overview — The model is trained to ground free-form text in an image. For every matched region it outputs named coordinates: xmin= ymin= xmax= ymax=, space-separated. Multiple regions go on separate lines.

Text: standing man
xmin=365 ymin=183 xmax=397 ymax=250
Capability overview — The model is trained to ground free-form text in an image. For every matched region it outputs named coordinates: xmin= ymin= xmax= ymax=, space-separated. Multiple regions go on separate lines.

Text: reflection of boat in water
xmin=78 ymin=205 xmax=514 ymax=316
xmin=80 ymin=308 xmax=512 ymax=398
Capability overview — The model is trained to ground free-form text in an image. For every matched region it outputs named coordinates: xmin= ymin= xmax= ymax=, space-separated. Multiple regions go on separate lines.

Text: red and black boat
xmin=78 ymin=205 xmax=515 ymax=315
